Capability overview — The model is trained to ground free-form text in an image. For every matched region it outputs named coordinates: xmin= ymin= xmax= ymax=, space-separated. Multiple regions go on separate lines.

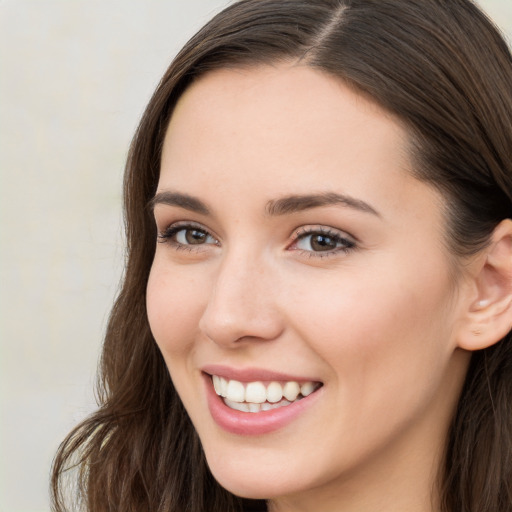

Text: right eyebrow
xmin=148 ymin=191 xmax=210 ymax=215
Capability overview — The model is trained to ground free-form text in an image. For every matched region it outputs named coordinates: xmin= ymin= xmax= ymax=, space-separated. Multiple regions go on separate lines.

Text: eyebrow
xmin=148 ymin=190 xmax=380 ymax=218
xmin=148 ymin=191 xmax=210 ymax=215
xmin=265 ymin=192 xmax=380 ymax=217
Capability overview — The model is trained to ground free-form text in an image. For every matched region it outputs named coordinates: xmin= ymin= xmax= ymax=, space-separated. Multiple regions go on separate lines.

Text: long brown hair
xmin=51 ymin=1 xmax=512 ymax=510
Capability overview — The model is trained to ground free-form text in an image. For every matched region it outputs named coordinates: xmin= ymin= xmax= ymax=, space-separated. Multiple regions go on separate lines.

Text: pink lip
xmin=202 ymin=370 xmax=323 ymax=436
xmin=201 ymin=363 xmax=320 ymax=383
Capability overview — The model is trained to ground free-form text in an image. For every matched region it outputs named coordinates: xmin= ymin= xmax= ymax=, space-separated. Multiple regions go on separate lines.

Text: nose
xmin=198 ymin=252 xmax=284 ymax=347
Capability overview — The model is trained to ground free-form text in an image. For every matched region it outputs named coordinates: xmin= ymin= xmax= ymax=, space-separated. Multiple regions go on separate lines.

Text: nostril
xmin=198 ymin=301 xmax=284 ymax=347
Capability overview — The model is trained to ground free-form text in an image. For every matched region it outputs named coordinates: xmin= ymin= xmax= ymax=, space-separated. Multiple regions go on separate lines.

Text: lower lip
xmin=203 ymin=374 xmax=322 ymax=436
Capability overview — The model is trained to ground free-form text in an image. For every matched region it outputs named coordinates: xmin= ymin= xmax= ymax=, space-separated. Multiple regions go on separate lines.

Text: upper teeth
xmin=212 ymin=375 xmax=319 ymax=404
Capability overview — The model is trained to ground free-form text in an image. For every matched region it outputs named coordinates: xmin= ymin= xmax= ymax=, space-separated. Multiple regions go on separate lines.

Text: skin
xmin=146 ymin=64 xmax=477 ymax=512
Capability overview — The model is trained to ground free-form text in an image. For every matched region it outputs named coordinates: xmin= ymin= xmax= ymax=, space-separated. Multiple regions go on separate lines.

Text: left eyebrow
xmin=265 ymin=192 xmax=381 ymax=217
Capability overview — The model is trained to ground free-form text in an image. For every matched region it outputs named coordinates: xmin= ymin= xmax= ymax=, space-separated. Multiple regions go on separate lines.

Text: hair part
xmin=52 ymin=1 xmax=512 ymax=511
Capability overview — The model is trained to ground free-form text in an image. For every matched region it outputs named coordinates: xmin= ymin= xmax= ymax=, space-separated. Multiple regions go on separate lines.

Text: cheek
xmin=288 ymin=273 xmax=456 ymax=456
xmin=146 ymin=262 xmax=206 ymax=357
xmin=288 ymin=258 xmax=455 ymax=400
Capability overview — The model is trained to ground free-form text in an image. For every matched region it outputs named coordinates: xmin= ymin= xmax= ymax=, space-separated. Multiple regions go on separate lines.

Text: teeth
xmin=225 ymin=398 xmax=293 ymax=413
xmin=226 ymin=379 xmax=245 ymax=403
xmin=248 ymin=402 xmax=261 ymax=413
xmin=260 ymin=402 xmax=273 ymax=411
xmin=283 ymin=381 xmax=300 ymax=401
xmin=212 ymin=375 xmax=320 ymax=410
xmin=220 ymin=377 xmax=228 ymax=397
xmin=212 ymin=375 xmax=222 ymax=395
xmin=245 ymin=381 xmax=267 ymax=403
xmin=224 ymin=398 xmax=250 ymax=412
xmin=267 ymin=382 xmax=283 ymax=403
xmin=213 ymin=375 xmax=229 ymax=397
xmin=300 ymin=382 xmax=316 ymax=397
xmin=266 ymin=399 xmax=291 ymax=410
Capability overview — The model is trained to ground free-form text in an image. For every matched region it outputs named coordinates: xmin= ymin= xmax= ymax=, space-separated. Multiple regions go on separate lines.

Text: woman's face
xmin=147 ymin=65 xmax=472 ymax=509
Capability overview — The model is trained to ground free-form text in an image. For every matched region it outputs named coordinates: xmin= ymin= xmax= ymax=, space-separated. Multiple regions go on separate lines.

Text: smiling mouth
xmin=210 ymin=374 xmax=323 ymax=413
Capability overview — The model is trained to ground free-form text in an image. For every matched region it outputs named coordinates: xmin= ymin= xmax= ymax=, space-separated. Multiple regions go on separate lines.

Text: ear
xmin=457 ymin=219 xmax=512 ymax=351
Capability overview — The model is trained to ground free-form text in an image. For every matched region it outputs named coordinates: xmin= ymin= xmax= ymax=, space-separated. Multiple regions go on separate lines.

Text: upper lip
xmin=201 ymin=364 xmax=322 ymax=383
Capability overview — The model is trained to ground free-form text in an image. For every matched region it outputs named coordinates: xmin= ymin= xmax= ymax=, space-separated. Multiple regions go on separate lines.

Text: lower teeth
xmin=224 ymin=397 xmax=296 ymax=413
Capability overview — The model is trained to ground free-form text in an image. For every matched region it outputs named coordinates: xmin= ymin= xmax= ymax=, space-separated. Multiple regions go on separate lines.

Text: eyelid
xmin=291 ymin=225 xmax=357 ymax=243
xmin=287 ymin=225 xmax=357 ymax=256
xmin=157 ymin=220 xmax=220 ymax=247
xmin=158 ymin=219 xmax=209 ymax=233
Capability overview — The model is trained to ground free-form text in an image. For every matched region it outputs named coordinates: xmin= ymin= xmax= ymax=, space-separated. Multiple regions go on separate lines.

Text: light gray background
xmin=1 ymin=1 xmax=511 ymax=511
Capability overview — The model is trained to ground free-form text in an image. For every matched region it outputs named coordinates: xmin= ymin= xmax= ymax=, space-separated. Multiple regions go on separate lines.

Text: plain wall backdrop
xmin=1 ymin=1 xmax=511 ymax=511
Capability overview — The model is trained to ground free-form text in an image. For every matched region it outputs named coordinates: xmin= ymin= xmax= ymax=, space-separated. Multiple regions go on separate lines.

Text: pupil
xmin=311 ymin=234 xmax=336 ymax=251
xmin=185 ymin=229 xmax=207 ymax=244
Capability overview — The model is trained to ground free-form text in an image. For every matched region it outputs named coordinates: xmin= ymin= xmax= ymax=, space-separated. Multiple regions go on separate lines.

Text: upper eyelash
xmin=291 ymin=226 xmax=356 ymax=256
xmin=293 ymin=226 xmax=352 ymax=240
xmin=157 ymin=222 xmax=216 ymax=246
xmin=157 ymin=222 xmax=356 ymax=257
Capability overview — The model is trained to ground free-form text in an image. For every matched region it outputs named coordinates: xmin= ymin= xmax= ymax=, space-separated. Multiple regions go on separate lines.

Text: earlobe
xmin=458 ymin=219 xmax=512 ymax=351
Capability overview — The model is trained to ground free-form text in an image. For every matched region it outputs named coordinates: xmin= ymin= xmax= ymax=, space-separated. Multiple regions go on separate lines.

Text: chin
xmin=203 ymin=448 xmax=304 ymax=500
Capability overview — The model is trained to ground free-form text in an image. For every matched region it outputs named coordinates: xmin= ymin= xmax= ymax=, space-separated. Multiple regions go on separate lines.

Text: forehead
xmin=159 ymin=64 xmax=442 ymax=230
xmin=166 ymin=64 xmax=403 ymax=152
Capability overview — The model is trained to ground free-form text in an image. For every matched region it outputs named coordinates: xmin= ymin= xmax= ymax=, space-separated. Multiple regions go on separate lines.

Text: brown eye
xmin=293 ymin=229 xmax=355 ymax=255
xmin=309 ymin=234 xmax=337 ymax=252
xmin=184 ymin=229 xmax=209 ymax=244
xmin=158 ymin=225 xmax=218 ymax=247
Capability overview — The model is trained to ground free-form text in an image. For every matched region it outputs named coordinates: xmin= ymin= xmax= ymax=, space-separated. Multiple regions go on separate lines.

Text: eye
xmin=174 ymin=227 xmax=215 ymax=245
xmin=291 ymin=227 xmax=356 ymax=255
xmin=158 ymin=223 xmax=218 ymax=248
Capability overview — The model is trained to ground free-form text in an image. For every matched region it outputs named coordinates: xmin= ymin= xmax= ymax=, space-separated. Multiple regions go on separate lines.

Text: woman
xmin=51 ymin=1 xmax=512 ymax=511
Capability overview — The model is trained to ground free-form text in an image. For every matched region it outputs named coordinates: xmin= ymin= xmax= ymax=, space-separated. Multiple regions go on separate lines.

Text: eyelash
xmin=290 ymin=226 xmax=356 ymax=257
xmin=157 ymin=222 xmax=218 ymax=252
xmin=157 ymin=223 xmax=356 ymax=258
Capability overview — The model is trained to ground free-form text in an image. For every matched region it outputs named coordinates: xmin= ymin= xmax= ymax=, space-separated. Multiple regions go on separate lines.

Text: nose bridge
xmin=199 ymin=246 xmax=283 ymax=346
